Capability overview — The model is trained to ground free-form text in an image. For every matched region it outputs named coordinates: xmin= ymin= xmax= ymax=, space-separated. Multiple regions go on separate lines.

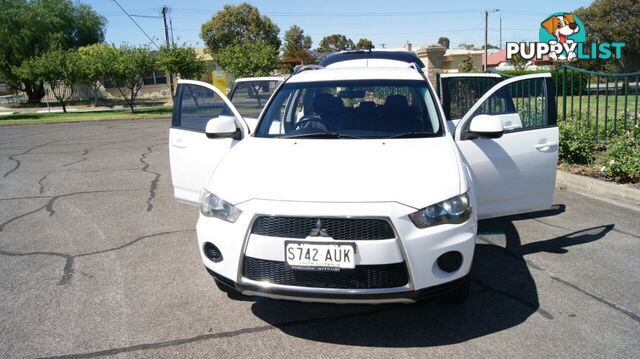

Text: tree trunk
xmin=24 ymin=82 xmax=46 ymax=104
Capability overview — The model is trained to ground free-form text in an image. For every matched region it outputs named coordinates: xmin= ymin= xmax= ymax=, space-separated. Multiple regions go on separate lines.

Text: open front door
xmin=438 ymin=73 xmax=502 ymax=132
xmin=169 ymin=80 xmax=249 ymax=205
xmin=455 ymin=74 xmax=558 ymax=219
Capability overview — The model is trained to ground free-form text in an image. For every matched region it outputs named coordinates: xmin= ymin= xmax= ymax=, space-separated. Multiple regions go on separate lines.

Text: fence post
xmin=562 ymin=66 xmax=567 ymax=122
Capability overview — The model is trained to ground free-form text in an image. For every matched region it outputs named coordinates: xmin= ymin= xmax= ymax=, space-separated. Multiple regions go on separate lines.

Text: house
xmin=483 ymin=48 xmax=553 ymax=71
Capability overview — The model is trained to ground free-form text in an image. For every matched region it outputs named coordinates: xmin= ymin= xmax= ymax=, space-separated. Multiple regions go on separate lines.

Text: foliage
xmin=504 ymin=55 xmax=527 ymax=72
xmin=437 ymin=37 xmax=450 ymax=49
xmin=598 ymin=129 xmax=640 ymax=182
xmin=317 ymin=34 xmax=354 ymax=53
xmin=355 ymin=38 xmax=374 ymax=50
xmin=507 ymin=53 xmax=528 ymax=70
xmin=574 ymin=0 xmax=640 ymax=71
xmin=200 ymin=3 xmax=280 ymax=54
xmin=200 ymin=3 xmax=279 ymax=79
xmin=559 ymin=120 xmax=596 ymax=164
xmin=281 ymin=25 xmax=315 ymax=73
xmin=214 ymin=41 xmax=278 ymax=78
xmin=458 ymin=55 xmax=476 ymax=72
xmin=0 ymin=0 xmax=105 ymax=102
xmin=497 ymin=68 xmax=589 ymax=96
xmin=14 ymin=49 xmax=82 ymax=113
xmin=157 ymin=44 xmax=208 ymax=80
xmin=78 ymin=43 xmax=118 ymax=105
xmin=457 ymin=43 xmax=476 ymax=50
xmin=110 ymin=45 xmax=156 ymax=113
xmin=481 ymin=44 xmax=499 ymax=50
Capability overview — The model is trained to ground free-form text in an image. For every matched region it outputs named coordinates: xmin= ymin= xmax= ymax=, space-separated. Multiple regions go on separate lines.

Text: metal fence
xmin=554 ymin=65 xmax=640 ymax=143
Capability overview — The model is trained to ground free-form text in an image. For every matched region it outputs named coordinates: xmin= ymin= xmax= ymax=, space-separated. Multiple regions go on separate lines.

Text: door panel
xmin=455 ymin=74 xmax=558 ymax=219
xmin=170 ymin=80 xmax=246 ymax=205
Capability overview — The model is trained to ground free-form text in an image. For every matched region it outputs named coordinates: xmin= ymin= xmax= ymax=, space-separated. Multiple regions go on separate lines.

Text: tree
xmin=200 ymin=3 xmax=280 ymax=78
xmin=317 ymin=34 xmax=355 ymax=53
xmin=281 ymin=25 xmax=315 ymax=73
xmin=355 ymin=38 xmax=375 ymax=50
xmin=575 ymin=0 xmax=640 ymax=71
xmin=214 ymin=41 xmax=278 ymax=79
xmin=458 ymin=43 xmax=477 ymax=50
xmin=459 ymin=55 xmax=476 ymax=72
xmin=111 ymin=46 xmax=156 ymax=113
xmin=14 ymin=49 xmax=82 ymax=113
xmin=157 ymin=44 xmax=209 ymax=80
xmin=507 ymin=52 xmax=528 ymax=70
xmin=437 ymin=37 xmax=450 ymax=49
xmin=481 ymin=44 xmax=499 ymax=50
xmin=78 ymin=43 xmax=118 ymax=105
xmin=0 ymin=0 xmax=105 ymax=103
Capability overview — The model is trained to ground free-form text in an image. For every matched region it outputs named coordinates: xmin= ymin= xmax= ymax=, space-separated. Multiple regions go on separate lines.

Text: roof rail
xmin=408 ymin=62 xmax=424 ymax=74
xmin=292 ymin=64 xmax=324 ymax=75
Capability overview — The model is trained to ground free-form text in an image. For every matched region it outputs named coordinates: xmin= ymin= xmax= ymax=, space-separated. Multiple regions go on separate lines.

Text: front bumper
xmin=197 ymin=199 xmax=476 ymax=304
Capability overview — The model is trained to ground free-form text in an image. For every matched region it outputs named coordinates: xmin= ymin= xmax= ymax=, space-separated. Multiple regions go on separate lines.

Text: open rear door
xmin=455 ymin=74 xmax=558 ymax=219
xmin=169 ymin=80 xmax=249 ymax=205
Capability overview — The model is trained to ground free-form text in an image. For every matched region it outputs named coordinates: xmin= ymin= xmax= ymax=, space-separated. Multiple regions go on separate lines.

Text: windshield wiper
xmin=386 ymin=131 xmax=438 ymax=139
xmin=283 ymin=132 xmax=362 ymax=139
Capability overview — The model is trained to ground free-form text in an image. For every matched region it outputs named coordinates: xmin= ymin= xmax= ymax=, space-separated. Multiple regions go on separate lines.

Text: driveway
xmin=0 ymin=119 xmax=638 ymax=358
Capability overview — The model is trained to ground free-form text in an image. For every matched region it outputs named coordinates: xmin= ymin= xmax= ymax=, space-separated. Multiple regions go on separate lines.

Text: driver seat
xmin=312 ymin=93 xmax=343 ymax=130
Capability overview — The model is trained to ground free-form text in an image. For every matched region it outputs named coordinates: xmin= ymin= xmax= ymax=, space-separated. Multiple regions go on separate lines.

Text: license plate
xmin=285 ymin=241 xmax=356 ymax=271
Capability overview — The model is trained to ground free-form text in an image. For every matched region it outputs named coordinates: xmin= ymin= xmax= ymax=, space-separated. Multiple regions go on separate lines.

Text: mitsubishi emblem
xmin=309 ymin=219 xmax=330 ymax=237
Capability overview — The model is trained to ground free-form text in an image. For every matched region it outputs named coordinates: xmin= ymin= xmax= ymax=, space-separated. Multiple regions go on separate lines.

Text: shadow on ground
xmin=248 ymin=204 xmax=613 ymax=347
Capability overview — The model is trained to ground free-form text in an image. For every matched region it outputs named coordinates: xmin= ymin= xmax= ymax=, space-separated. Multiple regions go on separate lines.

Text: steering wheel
xmin=295 ymin=115 xmax=328 ymax=131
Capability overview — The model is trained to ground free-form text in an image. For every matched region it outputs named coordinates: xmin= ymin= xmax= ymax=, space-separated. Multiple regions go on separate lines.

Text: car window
xmin=256 ymin=80 xmax=442 ymax=139
xmin=177 ymin=84 xmax=234 ymax=132
xmin=230 ymin=80 xmax=281 ymax=119
xmin=471 ymin=77 xmax=547 ymax=131
xmin=441 ymin=77 xmax=501 ymax=120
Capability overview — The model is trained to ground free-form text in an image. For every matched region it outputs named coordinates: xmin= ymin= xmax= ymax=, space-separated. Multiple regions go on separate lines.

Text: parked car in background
xmin=228 ymin=76 xmax=284 ymax=131
xmin=169 ymin=51 xmax=558 ymax=304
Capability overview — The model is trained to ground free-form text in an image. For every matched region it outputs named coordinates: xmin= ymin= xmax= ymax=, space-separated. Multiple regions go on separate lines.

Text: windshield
xmin=255 ymin=80 xmax=442 ymax=139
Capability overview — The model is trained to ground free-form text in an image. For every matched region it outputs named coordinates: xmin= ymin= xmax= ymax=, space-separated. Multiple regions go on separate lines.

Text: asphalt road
xmin=0 ymin=119 xmax=638 ymax=358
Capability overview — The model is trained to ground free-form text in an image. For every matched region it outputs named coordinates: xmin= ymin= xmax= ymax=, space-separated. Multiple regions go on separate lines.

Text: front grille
xmin=242 ymin=256 xmax=409 ymax=289
xmin=251 ymin=216 xmax=395 ymax=240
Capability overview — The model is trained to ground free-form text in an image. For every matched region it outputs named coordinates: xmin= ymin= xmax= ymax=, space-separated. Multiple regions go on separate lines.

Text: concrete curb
xmin=556 ymin=170 xmax=640 ymax=211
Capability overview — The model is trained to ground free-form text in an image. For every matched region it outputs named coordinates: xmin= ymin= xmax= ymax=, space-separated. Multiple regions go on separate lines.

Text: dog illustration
xmin=541 ymin=13 xmax=580 ymax=61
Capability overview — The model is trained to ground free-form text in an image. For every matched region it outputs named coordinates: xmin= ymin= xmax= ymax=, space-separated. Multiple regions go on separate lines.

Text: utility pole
xmin=499 ymin=15 xmax=502 ymax=49
xmin=484 ymin=9 xmax=500 ymax=71
xmin=170 ymin=18 xmax=175 ymax=46
xmin=161 ymin=5 xmax=174 ymax=96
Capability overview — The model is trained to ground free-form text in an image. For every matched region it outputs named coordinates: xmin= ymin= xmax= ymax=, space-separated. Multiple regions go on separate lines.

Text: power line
xmin=130 ymin=14 xmax=163 ymax=19
xmin=110 ymin=0 xmax=159 ymax=48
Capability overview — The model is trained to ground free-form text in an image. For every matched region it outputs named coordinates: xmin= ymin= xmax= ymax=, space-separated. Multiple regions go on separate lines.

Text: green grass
xmin=0 ymin=107 xmax=172 ymax=125
xmin=557 ymin=94 xmax=640 ymax=120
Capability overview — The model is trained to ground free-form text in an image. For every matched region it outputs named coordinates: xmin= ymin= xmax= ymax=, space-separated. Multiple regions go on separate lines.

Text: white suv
xmin=169 ymin=54 xmax=558 ymax=304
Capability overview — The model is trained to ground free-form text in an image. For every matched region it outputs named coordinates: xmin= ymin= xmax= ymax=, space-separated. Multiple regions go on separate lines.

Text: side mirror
xmin=468 ymin=115 xmax=504 ymax=139
xmin=205 ymin=116 xmax=242 ymax=140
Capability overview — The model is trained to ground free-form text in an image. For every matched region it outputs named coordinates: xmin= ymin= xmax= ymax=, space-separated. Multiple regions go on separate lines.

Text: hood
xmin=207 ymin=136 xmax=462 ymax=209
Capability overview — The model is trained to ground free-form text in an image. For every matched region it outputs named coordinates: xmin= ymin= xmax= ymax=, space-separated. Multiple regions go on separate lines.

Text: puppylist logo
xmin=506 ymin=12 xmax=625 ymax=62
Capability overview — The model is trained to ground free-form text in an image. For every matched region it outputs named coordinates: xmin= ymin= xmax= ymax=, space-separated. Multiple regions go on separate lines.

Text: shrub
xmin=598 ymin=129 xmax=640 ymax=183
xmin=559 ymin=120 xmax=596 ymax=164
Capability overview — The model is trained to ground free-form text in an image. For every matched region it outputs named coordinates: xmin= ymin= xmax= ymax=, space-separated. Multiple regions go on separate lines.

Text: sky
xmin=81 ymin=0 xmax=594 ymax=50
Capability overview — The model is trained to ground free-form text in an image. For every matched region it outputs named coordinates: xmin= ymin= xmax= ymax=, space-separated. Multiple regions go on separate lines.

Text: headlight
xmin=408 ymin=192 xmax=471 ymax=228
xmin=199 ymin=190 xmax=242 ymax=223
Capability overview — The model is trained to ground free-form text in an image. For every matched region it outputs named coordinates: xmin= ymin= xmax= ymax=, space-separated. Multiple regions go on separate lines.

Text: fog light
xmin=204 ymin=242 xmax=223 ymax=262
xmin=437 ymin=251 xmax=462 ymax=272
